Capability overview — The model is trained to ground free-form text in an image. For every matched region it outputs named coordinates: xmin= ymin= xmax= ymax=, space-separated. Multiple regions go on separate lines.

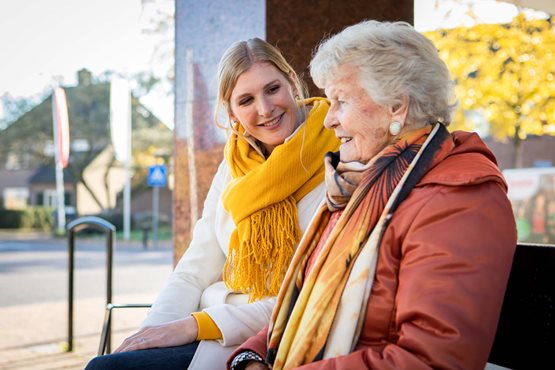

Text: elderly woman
xmin=228 ymin=20 xmax=516 ymax=370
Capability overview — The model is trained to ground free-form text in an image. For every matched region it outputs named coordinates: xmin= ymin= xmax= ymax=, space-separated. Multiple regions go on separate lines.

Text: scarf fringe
xmin=223 ymin=196 xmax=301 ymax=302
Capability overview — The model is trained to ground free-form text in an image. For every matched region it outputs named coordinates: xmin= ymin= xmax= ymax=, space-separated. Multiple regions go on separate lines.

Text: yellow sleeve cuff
xmin=191 ymin=311 xmax=223 ymax=341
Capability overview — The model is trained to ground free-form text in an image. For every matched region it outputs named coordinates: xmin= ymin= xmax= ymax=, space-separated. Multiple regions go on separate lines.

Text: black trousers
xmin=84 ymin=341 xmax=200 ymax=370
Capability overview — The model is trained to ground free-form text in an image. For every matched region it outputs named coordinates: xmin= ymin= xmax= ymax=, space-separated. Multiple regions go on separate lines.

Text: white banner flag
xmin=110 ymin=78 xmax=131 ymax=163
xmin=52 ymin=87 xmax=70 ymax=168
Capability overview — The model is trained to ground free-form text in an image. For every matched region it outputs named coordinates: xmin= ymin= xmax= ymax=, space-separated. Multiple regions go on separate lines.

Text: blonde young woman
xmin=85 ymin=38 xmax=339 ymax=370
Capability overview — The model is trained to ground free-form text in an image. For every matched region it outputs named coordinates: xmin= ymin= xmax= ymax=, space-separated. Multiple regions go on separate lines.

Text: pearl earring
xmin=389 ymin=121 xmax=402 ymax=136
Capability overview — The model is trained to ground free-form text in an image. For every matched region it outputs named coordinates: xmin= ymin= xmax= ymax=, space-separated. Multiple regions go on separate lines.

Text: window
xmin=3 ymin=187 xmax=29 ymax=210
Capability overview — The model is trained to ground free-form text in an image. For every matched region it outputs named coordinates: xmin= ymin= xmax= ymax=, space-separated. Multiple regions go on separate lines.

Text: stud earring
xmin=389 ymin=121 xmax=402 ymax=136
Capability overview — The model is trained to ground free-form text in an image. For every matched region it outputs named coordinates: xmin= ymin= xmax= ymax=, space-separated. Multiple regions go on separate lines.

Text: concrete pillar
xmin=173 ymin=0 xmax=414 ymax=263
xmin=173 ymin=0 xmax=265 ymax=263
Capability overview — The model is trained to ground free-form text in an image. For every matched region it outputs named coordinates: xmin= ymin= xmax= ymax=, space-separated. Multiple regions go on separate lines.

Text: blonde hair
xmin=215 ymin=38 xmax=307 ymax=130
xmin=310 ymin=20 xmax=457 ymax=126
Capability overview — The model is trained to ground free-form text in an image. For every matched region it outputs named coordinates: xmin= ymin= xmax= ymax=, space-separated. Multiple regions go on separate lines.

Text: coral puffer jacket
xmin=230 ymin=131 xmax=517 ymax=370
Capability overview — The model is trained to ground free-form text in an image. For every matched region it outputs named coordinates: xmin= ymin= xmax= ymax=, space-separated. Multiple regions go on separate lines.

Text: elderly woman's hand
xmin=113 ymin=316 xmax=198 ymax=353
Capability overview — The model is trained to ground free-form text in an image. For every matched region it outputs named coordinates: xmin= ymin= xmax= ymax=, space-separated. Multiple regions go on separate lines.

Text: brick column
xmin=266 ymin=0 xmax=414 ymax=95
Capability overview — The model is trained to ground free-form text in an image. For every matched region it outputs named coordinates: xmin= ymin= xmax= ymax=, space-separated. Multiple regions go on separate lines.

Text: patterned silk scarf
xmin=267 ymin=123 xmax=453 ymax=369
xmin=222 ymin=97 xmax=340 ymax=302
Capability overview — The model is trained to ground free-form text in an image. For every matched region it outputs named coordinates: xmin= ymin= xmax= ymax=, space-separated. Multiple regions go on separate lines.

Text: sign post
xmin=147 ymin=164 xmax=167 ymax=249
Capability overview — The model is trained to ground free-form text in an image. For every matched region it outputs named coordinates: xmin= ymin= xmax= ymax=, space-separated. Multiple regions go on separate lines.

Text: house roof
xmin=0 ymin=73 xmax=169 ymax=170
xmin=28 ymin=165 xmax=77 ymax=184
xmin=0 ymin=169 xmax=35 ymax=188
xmin=0 ymin=70 xmax=173 ymax=206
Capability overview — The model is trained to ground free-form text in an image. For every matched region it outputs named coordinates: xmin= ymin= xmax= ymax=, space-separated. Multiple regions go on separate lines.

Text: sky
xmin=0 ymin=0 xmax=548 ymax=130
xmin=414 ymin=0 xmax=530 ymax=31
xmin=0 ymin=0 xmax=173 ymax=125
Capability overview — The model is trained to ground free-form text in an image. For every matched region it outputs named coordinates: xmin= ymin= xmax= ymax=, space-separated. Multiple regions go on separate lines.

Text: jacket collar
xmin=417 ymin=131 xmax=508 ymax=192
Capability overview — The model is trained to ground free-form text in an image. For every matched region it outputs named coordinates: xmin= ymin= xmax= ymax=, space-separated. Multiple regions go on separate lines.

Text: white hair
xmin=310 ymin=20 xmax=457 ymax=126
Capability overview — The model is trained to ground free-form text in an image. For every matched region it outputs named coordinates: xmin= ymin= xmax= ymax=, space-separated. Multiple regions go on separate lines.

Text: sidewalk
xmin=0 ymin=295 xmax=150 ymax=370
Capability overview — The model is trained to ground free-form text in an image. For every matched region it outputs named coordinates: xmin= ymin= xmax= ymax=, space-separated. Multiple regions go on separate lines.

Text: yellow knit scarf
xmin=222 ymin=97 xmax=339 ymax=302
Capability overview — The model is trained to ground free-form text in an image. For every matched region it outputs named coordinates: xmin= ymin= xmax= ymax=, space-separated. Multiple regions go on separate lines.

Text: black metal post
xmin=67 ymin=231 xmax=75 ymax=352
xmin=66 ymin=216 xmax=116 ymax=353
xmin=106 ymin=225 xmax=113 ymax=353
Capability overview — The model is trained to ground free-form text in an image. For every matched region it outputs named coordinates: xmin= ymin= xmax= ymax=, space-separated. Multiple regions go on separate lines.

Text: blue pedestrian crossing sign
xmin=147 ymin=165 xmax=167 ymax=187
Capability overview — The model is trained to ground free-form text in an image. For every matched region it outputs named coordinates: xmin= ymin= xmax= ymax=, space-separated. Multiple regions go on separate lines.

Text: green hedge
xmin=0 ymin=207 xmax=54 ymax=230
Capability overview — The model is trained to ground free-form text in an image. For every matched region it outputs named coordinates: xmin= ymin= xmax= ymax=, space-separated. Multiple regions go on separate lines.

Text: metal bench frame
xmin=98 ymin=303 xmax=152 ymax=355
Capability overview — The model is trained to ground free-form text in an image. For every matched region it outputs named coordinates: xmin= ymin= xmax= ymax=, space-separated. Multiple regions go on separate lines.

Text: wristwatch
xmin=230 ymin=350 xmax=264 ymax=370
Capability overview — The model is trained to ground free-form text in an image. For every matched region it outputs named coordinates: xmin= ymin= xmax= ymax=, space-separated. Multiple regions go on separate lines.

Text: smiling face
xmin=229 ymin=62 xmax=300 ymax=155
xmin=324 ymin=64 xmax=406 ymax=163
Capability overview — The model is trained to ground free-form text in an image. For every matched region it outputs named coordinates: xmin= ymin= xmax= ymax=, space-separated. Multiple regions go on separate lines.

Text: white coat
xmin=141 ymin=159 xmax=326 ymax=369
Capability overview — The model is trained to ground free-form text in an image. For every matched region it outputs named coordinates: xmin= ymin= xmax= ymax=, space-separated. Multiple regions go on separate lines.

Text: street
xmin=0 ymin=236 xmax=173 ymax=306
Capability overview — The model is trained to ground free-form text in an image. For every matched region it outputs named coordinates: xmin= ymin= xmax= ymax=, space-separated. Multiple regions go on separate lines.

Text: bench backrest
xmin=488 ymin=243 xmax=555 ymax=369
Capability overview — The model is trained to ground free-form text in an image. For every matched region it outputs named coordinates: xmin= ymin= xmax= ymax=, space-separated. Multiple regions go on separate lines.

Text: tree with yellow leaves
xmin=426 ymin=14 xmax=555 ymax=168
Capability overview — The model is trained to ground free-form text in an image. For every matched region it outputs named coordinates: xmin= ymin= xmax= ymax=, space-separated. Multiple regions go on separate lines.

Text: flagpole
xmin=53 ymin=148 xmax=66 ymax=235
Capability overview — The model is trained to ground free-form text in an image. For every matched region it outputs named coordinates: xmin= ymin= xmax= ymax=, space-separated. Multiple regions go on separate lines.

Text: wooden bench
xmin=488 ymin=243 xmax=555 ymax=369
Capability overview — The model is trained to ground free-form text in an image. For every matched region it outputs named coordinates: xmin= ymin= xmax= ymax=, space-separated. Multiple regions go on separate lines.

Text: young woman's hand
xmin=113 ymin=316 xmax=198 ymax=353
